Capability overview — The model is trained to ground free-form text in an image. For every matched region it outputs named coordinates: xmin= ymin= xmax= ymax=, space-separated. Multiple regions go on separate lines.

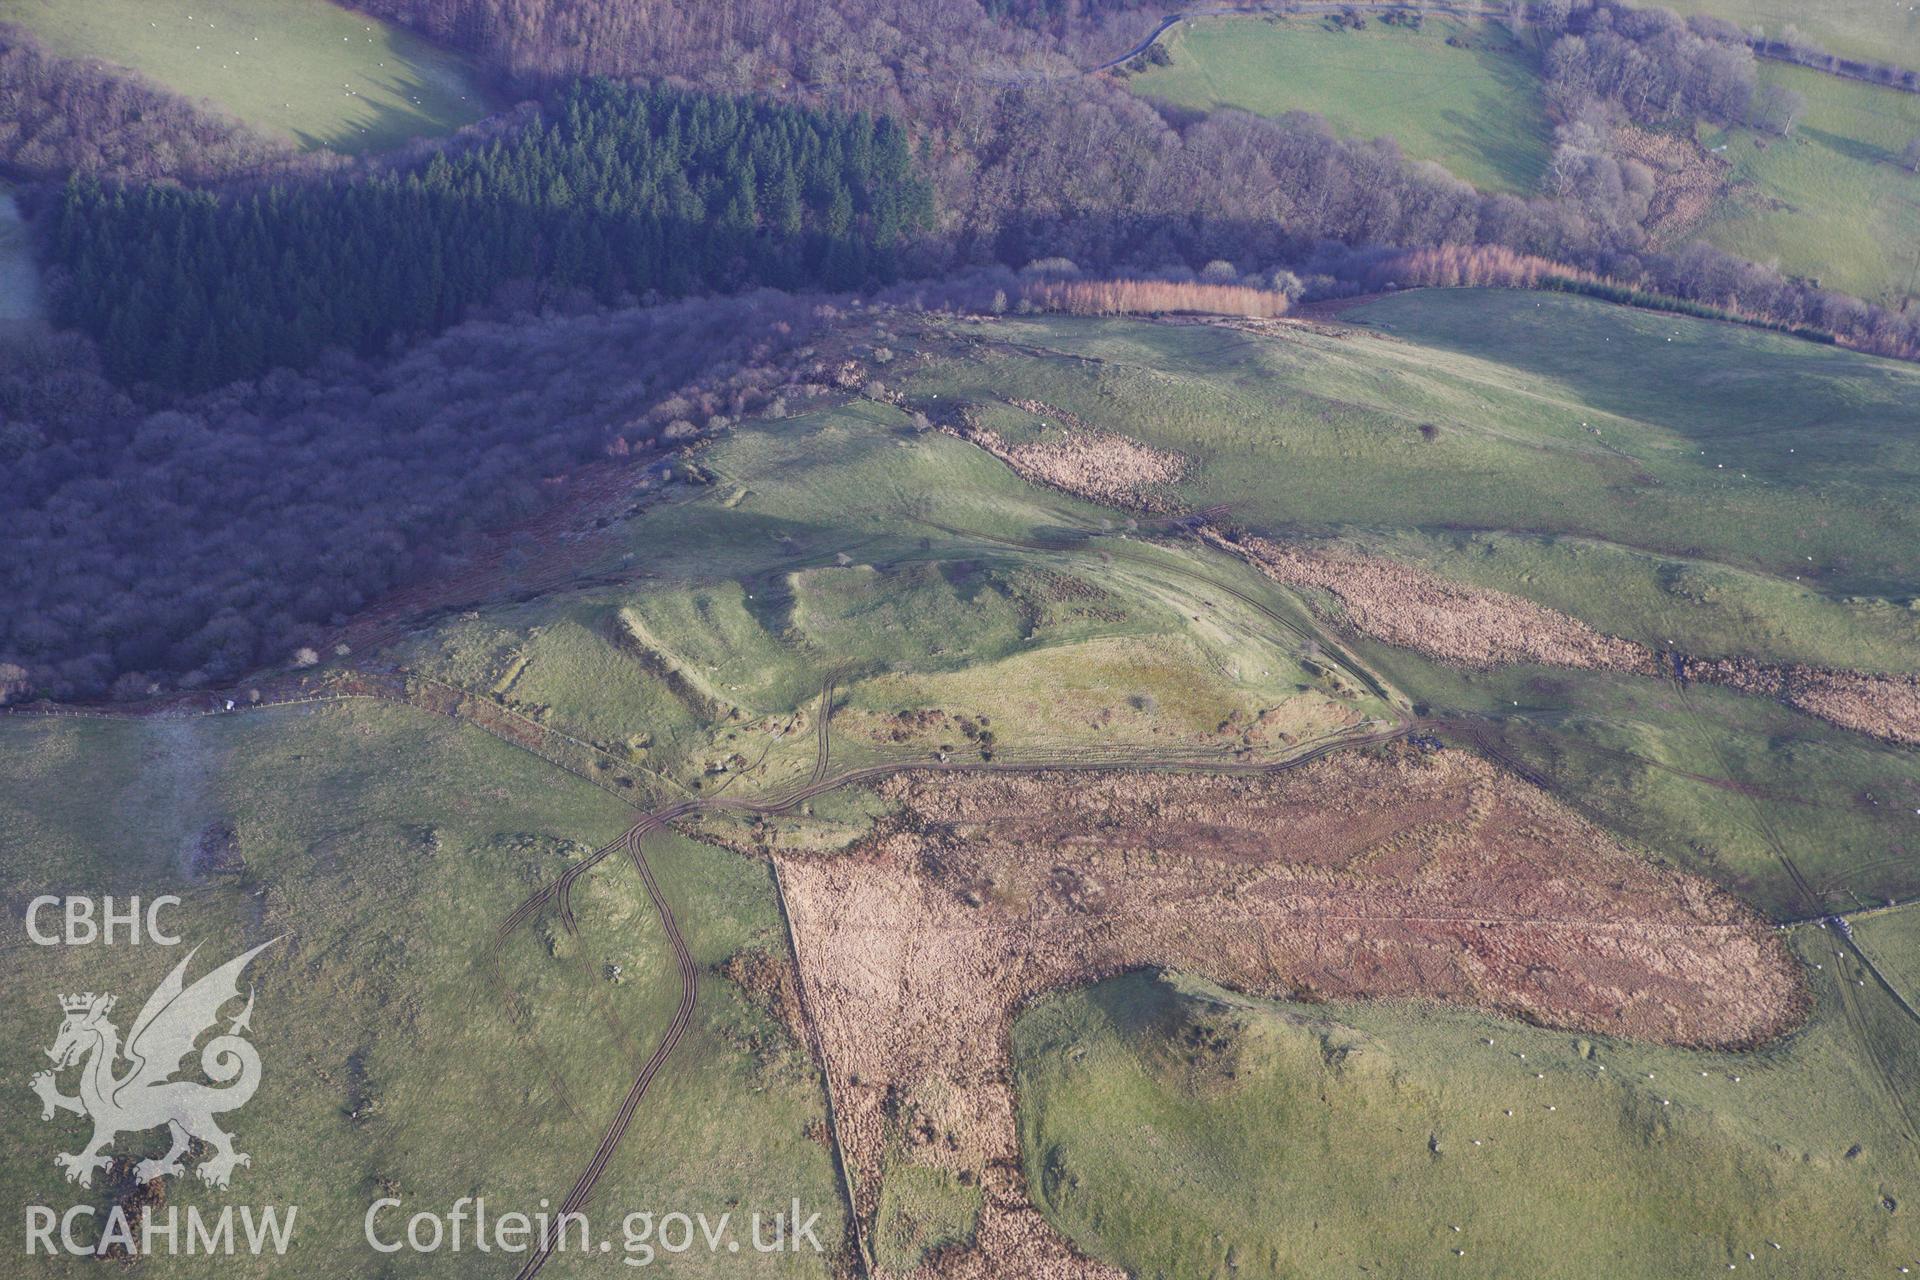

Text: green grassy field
xmin=388 ymin=296 xmax=1920 ymax=922
xmin=1124 ymin=11 xmax=1920 ymax=300
xmin=1696 ymin=63 xmax=1920 ymax=304
xmin=0 ymin=0 xmax=493 ymax=152
xmin=1855 ymin=906 xmax=1920 ymax=1008
xmin=1355 ymin=638 xmax=1920 ymax=919
xmin=1663 ymin=0 xmax=1920 ymax=68
xmin=0 ymin=708 xmax=842 ymax=1276
xmin=1323 ymin=526 xmax=1920 ymax=673
xmin=1015 ymin=950 xmax=1920 ymax=1279
xmin=909 ymin=293 xmax=1920 ymax=614
xmin=1126 ymin=15 xmax=1553 ymax=195
xmin=872 ymin=1163 xmax=981 ymax=1270
xmin=0 ymin=182 xmax=41 ymax=326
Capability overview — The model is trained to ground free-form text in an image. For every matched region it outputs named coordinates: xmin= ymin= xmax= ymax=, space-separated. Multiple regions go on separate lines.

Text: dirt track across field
xmin=489 ymin=684 xmax=1414 ymax=1277
xmin=776 ymin=752 xmax=1802 ymax=1278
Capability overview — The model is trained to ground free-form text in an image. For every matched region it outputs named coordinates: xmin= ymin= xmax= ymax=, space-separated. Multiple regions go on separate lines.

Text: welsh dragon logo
xmin=29 ymin=939 xmax=279 ymax=1190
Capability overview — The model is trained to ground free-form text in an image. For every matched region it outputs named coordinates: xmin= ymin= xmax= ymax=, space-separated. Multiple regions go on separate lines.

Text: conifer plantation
xmin=51 ymin=80 xmax=932 ymax=389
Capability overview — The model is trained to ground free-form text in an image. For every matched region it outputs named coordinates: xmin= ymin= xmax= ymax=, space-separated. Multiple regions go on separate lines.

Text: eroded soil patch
xmin=775 ymin=751 xmax=1800 ymax=1278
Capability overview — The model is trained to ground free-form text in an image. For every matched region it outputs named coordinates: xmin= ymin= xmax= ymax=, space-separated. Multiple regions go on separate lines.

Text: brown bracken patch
xmin=1611 ymin=124 xmax=1728 ymax=243
xmin=1215 ymin=531 xmax=1920 ymax=746
xmin=1213 ymin=531 xmax=1664 ymax=674
xmin=959 ymin=411 xmax=1188 ymax=513
xmin=776 ymin=751 xmax=1801 ymax=1278
xmin=1689 ymin=660 xmax=1920 ymax=748
xmin=718 ymin=944 xmax=808 ymax=1046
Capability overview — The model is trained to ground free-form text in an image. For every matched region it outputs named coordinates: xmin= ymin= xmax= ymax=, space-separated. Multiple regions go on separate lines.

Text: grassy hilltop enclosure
xmin=345 ymin=291 xmax=1920 ymax=926
xmin=393 ymin=399 xmax=1390 ymax=795
xmin=1127 ymin=15 xmax=1554 ymax=195
xmin=0 ymin=0 xmax=492 ymax=151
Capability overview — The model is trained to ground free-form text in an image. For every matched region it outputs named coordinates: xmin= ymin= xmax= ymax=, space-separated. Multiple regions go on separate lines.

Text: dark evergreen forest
xmin=50 ymin=80 xmax=931 ymax=389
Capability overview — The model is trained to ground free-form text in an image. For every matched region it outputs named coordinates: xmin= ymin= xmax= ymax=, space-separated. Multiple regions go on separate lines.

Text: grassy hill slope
xmin=0 ymin=706 xmax=842 ymax=1276
xmin=1015 ymin=952 xmax=1920 ymax=1279
xmin=898 ymin=295 xmax=1920 ymax=916
xmin=0 ymin=0 xmax=493 ymax=151
xmin=392 ymin=400 xmax=1389 ymax=799
xmin=1127 ymin=15 xmax=1553 ymax=195
xmin=1663 ymin=0 xmax=1920 ymax=68
xmin=1127 ymin=13 xmax=1920 ymax=303
xmin=3 ymin=288 xmax=1914 ymax=1277
xmin=910 ymin=293 xmax=1920 ymax=614
xmin=1697 ymin=64 xmax=1920 ymax=304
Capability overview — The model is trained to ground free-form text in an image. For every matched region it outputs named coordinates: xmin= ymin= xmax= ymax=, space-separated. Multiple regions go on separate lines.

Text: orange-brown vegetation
xmin=1611 ymin=124 xmax=1727 ymax=241
xmin=1216 ymin=532 xmax=1920 ymax=745
xmin=719 ymin=945 xmax=809 ymax=1044
xmin=1373 ymin=245 xmax=1610 ymax=292
xmin=1020 ymin=279 xmax=1289 ymax=318
xmin=776 ymin=753 xmax=1800 ymax=1277
xmin=1689 ymin=660 xmax=1920 ymax=747
xmin=1215 ymin=531 xmax=1663 ymax=674
xmin=1365 ymin=247 xmax=1920 ymax=361
xmin=962 ymin=423 xmax=1188 ymax=512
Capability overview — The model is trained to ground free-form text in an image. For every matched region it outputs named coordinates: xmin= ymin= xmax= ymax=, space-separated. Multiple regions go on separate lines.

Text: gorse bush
xmin=49 ymin=80 xmax=933 ymax=389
